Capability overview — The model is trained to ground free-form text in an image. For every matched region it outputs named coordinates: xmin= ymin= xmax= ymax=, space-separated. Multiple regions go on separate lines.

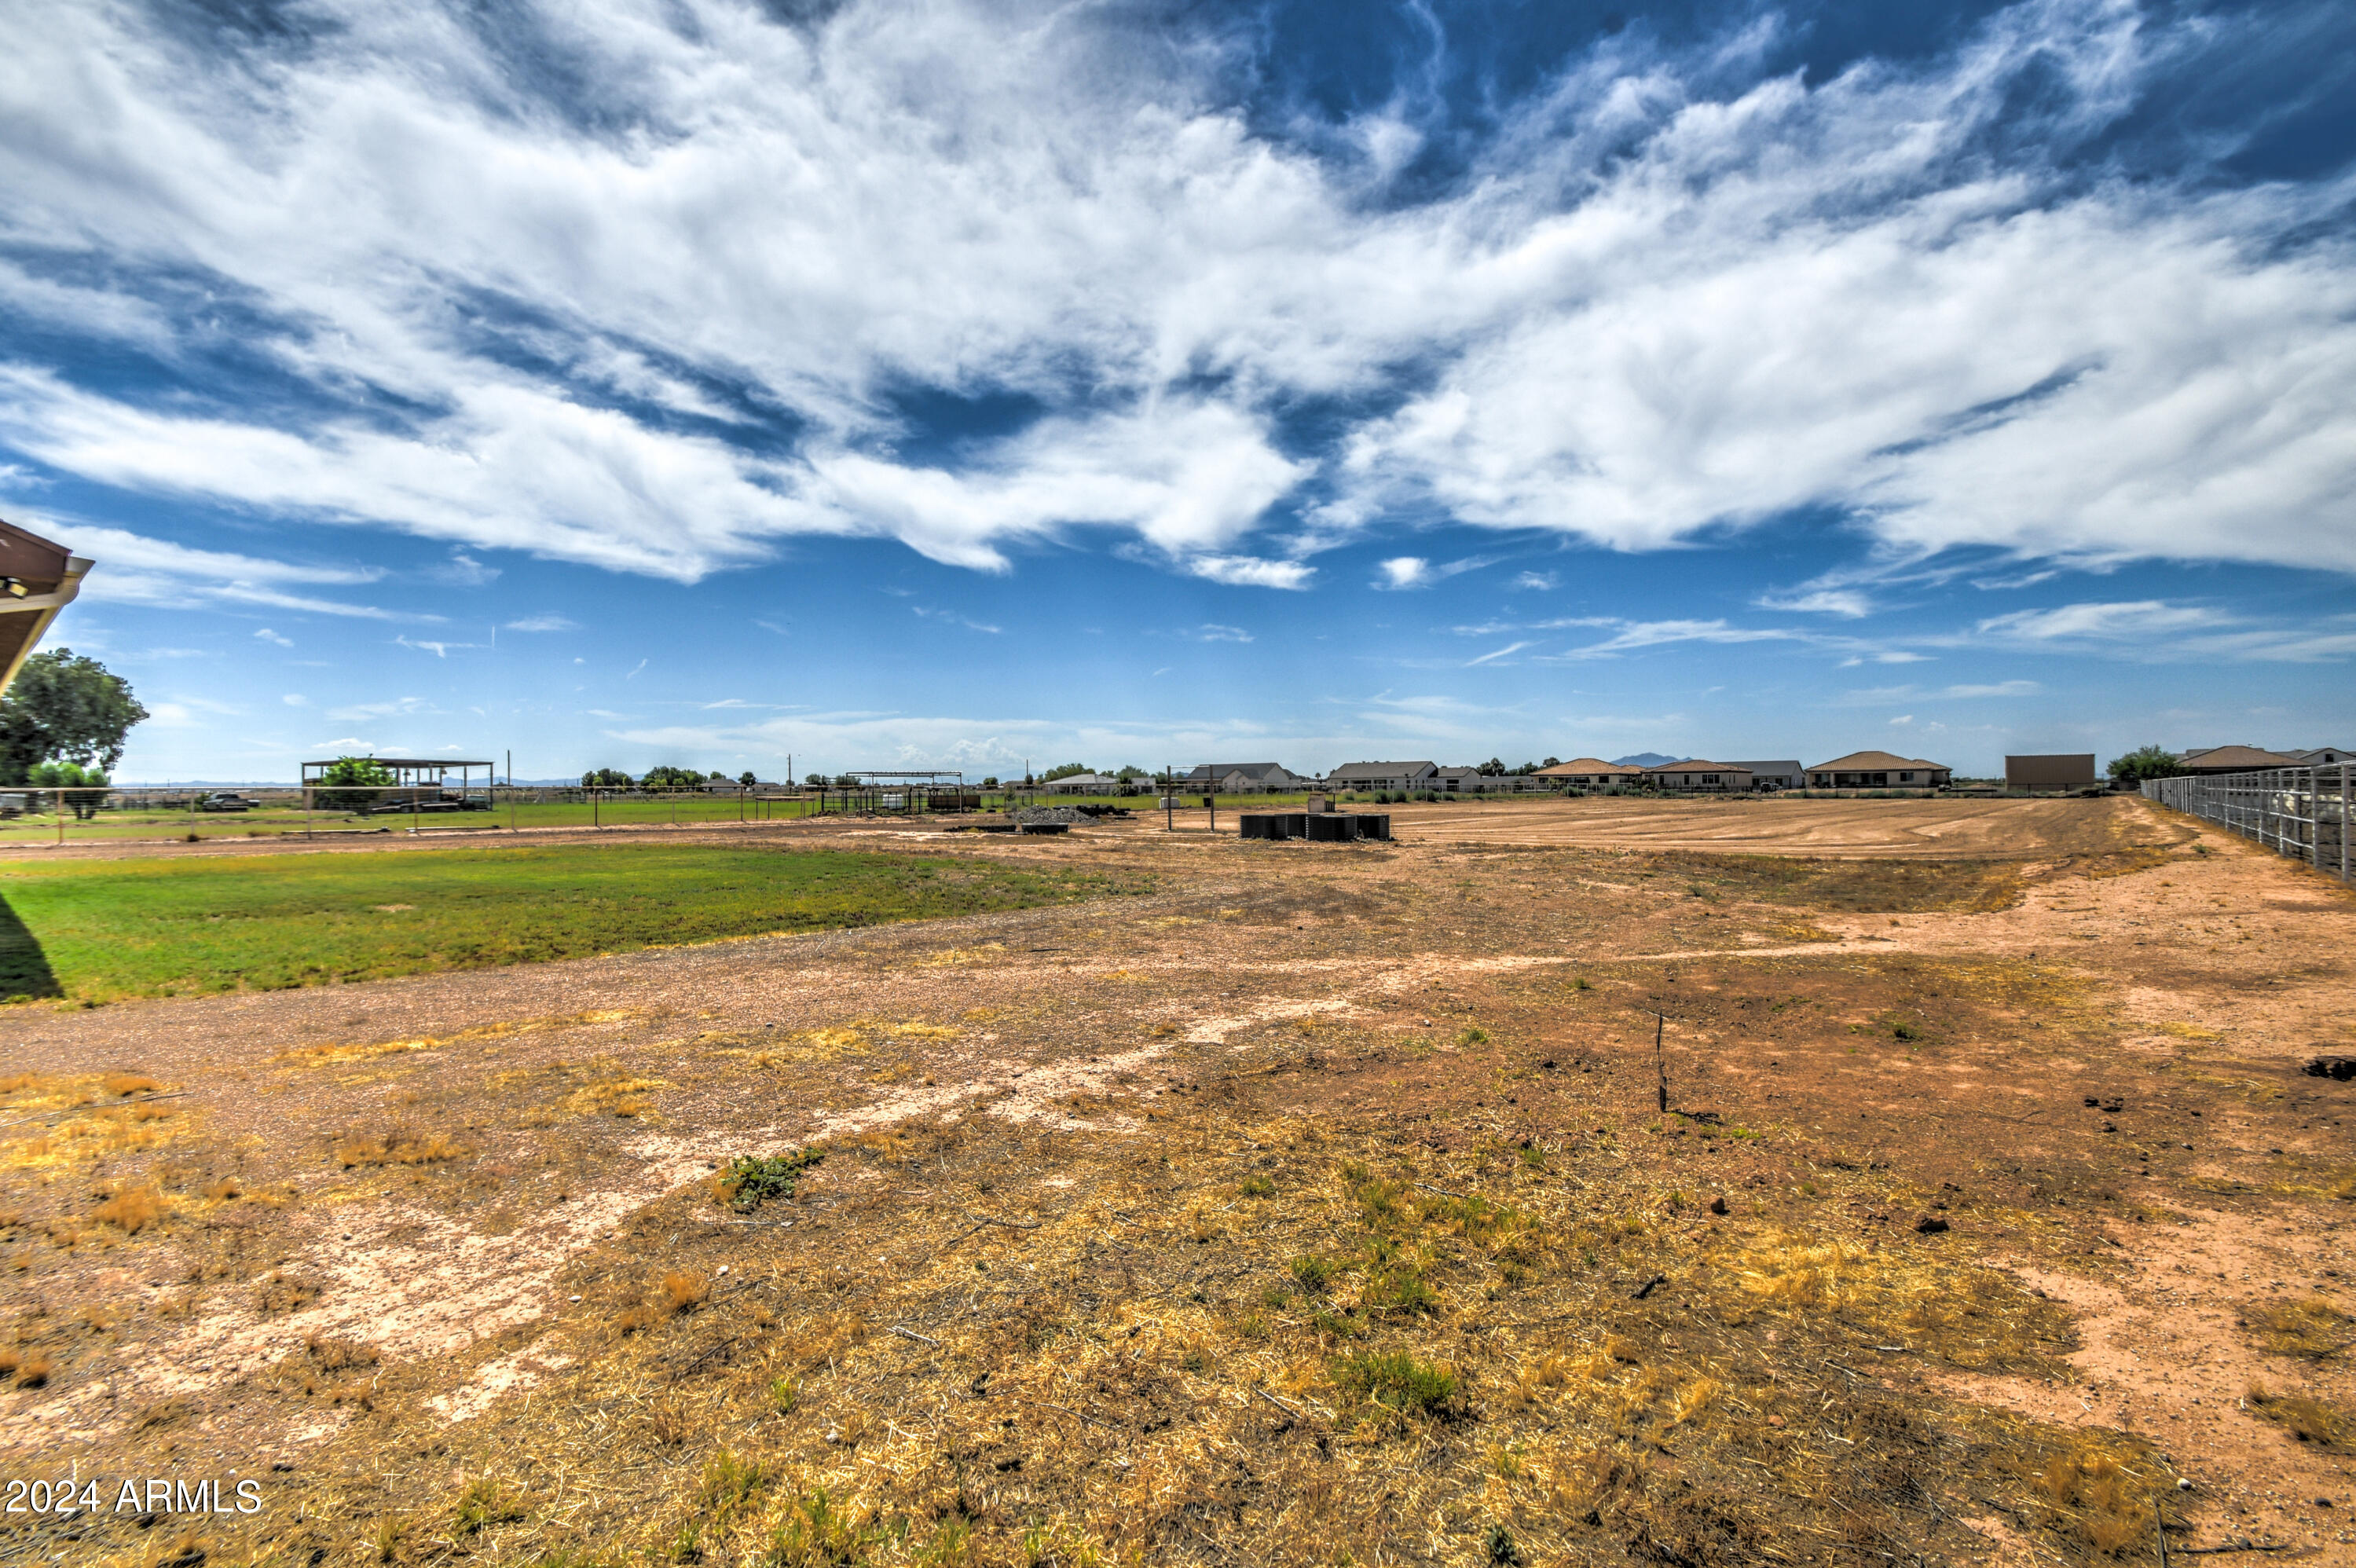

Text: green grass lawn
xmin=0 ymin=844 xmax=1145 ymax=1005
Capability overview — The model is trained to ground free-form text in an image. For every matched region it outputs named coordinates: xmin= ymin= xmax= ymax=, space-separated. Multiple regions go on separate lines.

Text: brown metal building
xmin=0 ymin=518 xmax=93 ymax=698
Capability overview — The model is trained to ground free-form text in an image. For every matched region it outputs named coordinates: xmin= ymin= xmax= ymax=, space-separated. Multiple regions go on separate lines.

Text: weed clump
xmin=93 ymin=1185 xmax=163 ymax=1233
xmin=719 ymin=1147 xmax=826 ymax=1211
xmin=1339 ymin=1350 xmax=1458 ymax=1417
xmin=2245 ymin=1296 xmax=2352 ymax=1359
xmin=2248 ymin=1386 xmax=2351 ymax=1449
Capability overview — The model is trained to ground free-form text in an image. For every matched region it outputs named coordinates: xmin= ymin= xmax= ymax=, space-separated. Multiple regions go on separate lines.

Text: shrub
xmin=1288 ymin=1255 xmax=1335 ymax=1293
xmin=315 ymin=755 xmax=398 ymax=812
xmin=719 ymin=1147 xmax=826 ymax=1211
xmin=1339 ymin=1350 xmax=1457 ymax=1415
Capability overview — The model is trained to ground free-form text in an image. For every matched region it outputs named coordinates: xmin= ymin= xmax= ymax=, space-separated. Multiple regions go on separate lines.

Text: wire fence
xmin=0 ymin=782 xmax=1070 ymax=845
xmin=2143 ymin=764 xmax=2353 ymax=885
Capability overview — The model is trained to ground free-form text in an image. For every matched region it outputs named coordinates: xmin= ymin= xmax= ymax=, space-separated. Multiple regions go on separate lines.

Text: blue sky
xmin=2 ymin=0 xmax=2351 ymax=782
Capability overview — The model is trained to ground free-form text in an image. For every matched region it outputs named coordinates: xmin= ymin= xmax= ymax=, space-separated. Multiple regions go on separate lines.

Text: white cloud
xmin=1189 ymin=624 xmax=1253 ymax=643
xmin=504 ymin=614 xmax=578 ymax=632
xmin=911 ymin=605 xmax=1002 ymax=634
xmin=1975 ymin=599 xmax=2229 ymax=642
xmin=0 ymin=0 xmax=2347 ymax=588
xmin=282 ymin=693 xmax=306 ymax=705
xmin=1186 ymin=555 xmax=1314 ymax=590
xmin=1890 ymin=714 xmax=1914 ymax=726
xmin=1552 ymin=617 xmax=1816 ymax=658
xmin=255 ymin=628 xmax=292 ymax=647
xmin=326 ymin=697 xmax=435 ymax=722
xmin=1510 ymin=571 xmax=1557 ymax=592
xmin=1758 ymin=588 xmax=1874 ymax=618
xmin=1465 ymin=641 xmax=1533 ymax=667
xmin=1377 ymin=558 xmax=1431 ymax=589
xmin=14 ymin=518 xmax=398 ymax=618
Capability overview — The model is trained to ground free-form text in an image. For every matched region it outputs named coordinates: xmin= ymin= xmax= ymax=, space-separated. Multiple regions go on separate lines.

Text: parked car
xmin=196 ymin=792 xmax=258 ymax=812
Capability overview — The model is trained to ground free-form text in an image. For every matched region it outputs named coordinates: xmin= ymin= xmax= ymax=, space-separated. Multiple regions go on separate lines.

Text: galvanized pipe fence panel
xmin=2142 ymin=764 xmax=2353 ymax=885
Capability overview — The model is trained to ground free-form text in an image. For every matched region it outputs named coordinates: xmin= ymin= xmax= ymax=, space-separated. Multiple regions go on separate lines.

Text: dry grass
xmin=99 ymin=1072 xmax=161 ymax=1097
xmin=334 ymin=1128 xmax=470 ymax=1167
xmin=278 ymin=1008 xmax=646 ymax=1067
xmin=156 ymin=1100 xmax=2127 ymax=1568
xmin=2244 ymin=1296 xmax=2353 ymax=1359
xmin=92 ymin=1184 xmax=163 ymax=1233
xmin=2248 ymin=1386 xmax=2353 ymax=1450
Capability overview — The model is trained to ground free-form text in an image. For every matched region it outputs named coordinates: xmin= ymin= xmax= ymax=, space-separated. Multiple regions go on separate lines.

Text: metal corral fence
xmin=2143 ymin=764 xmax=2353 ymax=885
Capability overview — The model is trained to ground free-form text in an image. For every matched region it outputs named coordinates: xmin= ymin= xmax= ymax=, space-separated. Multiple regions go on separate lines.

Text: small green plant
xmin=1339 ymin=1350 xmax=1456 ymax=1416
xmin=1486 ymin=1524 xmax=1522 ymax=1565
xmin=1457 ymin=1025 xmax=1489 ymax=1046
xmin=1516 ymin=1142 xmax=1546 ymax=1169
xmin=1571 ymin=975 xmax=1592 ymax=991
xmin=1240 ymin=1174 xmax=1276 ymax=1198
xmin=452 ymin=1478 xmax=526 ymax=1537
xmin=1891 ymin=1020 xmax=1922 ymax=1041
xmin=768 ymin=1375 xmax=800 ymax=1415
xmin=1310 ymin=1308 xmax=1362 ymax=1339
xmin=766 ymin=1487 xmax=889 ymax=1568
xmin=719 ymin=1147 xmax=825 ymax=1211
xmin=699 ymin=1448 xmax=766 ymax=1517
xmin=1289 ymin=1255 xmax=1335 ymax=1293
xmin=1363 ymin=1266 xmax=1439 ymax=1316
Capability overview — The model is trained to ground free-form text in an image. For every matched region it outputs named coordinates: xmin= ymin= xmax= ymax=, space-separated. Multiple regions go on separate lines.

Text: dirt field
xmin=1 ymin=797 xmax=2351 ymax=1566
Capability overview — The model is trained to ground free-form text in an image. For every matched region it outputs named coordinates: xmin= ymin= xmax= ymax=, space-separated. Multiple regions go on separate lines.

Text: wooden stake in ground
xmin=1646 ymin=1007 xmax=1669 ymax=1112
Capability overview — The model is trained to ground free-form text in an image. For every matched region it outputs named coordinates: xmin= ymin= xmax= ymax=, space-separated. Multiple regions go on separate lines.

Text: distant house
xmin=2005 ymin=754 xmax=2097 ymax=790
xmin=1327 ymin=760 xmax=1438 ymax=793
xmin=1643 ymin=760 xmax=1755 ymax=793
xmin=2176 ymin=745 xmax=2303 ymax=775
xmin=1182 ymin=762 xmax=1302 ymax=793
xmin=1535 ymin=758 xmax=1644 ymax=788
xmin=1728 ymin=760 xmax=1803 ymax=791
xmin=2289 ymin=747 xmax=2354 ymax=767
xmin=1046 ymin=772 xmax=1126 ymax=793
xmin=1805 ymin=751 xmax=1952 ymax=789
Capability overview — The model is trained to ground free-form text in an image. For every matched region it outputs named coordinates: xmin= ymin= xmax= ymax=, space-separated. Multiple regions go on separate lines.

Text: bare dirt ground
xmin=1 ymin=797 xmax=2352 ymax=1566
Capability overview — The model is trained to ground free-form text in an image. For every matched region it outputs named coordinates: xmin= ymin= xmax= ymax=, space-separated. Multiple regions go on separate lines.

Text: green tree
xmin=1115 ymin=765 xmax=1147 ymax=780
xmin=29 ymin=760 xmax=108 ymax=819
xmin=738 ymin=770 xmax=757 ymax=786
xmin=0 ymin=649 xmax=148 ymax=785
xmin=1475 ymin=757 xmax=1506 ymax=775
xmin=316 ymin=755 xmax=397 ymax=812
xmin=1541 ymin=757 xmax=1561 ymax=768
xmin=641 ymin=764 xmax=705 ymax=788
xmin=2107 ymin=746 xmax=2183 ymax=783
xmin=581 ymin=768 xmax=633 ymax=788
xmin=1040 ymin=762 xmax=1090 ymax=782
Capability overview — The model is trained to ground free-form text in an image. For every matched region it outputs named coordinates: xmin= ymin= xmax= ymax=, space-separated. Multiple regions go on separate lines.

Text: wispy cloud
xmin=0 ymin=1 xmax=2349 ymax=592
xmin=1189 ymin=624 xmax=1254 ymax=644
xmin=1976 ymin=601 xmax=2230 ymax=643
xmin=912 ymin=606 xmax=1002 ymax=635
xmin=255 ymin=628 xmax=292 ymax=647
xmin=504 ymin=614 xmax=579 ymax=633
xmin=1465 ymin=641 xmax=1533 ymax=667
xmin=1551 ymin=619 xmax=1819 ymax=659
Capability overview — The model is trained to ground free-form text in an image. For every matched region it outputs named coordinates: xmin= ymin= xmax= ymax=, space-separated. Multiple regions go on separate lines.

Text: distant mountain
xmin=1610 ymin=752 xmax=1676 ymax=768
